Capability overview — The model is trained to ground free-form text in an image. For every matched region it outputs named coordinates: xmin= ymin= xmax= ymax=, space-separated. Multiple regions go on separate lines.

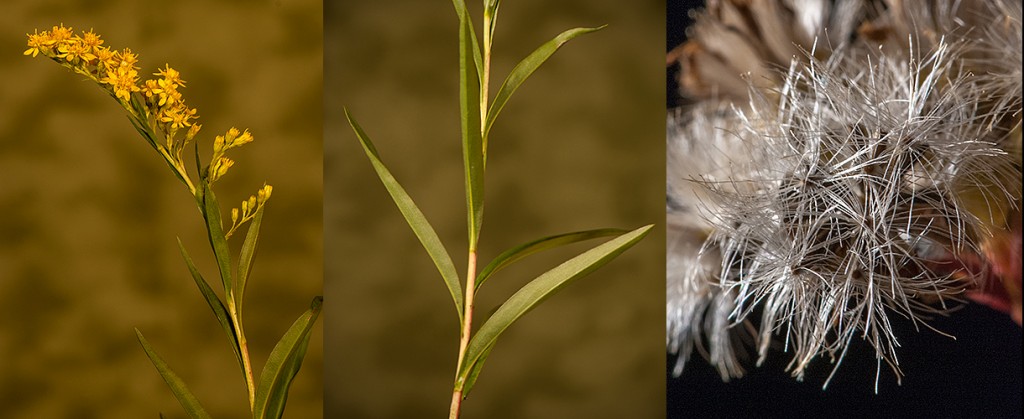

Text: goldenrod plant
xmin=26 ymin=25 xmax=322 ymax=418
xmin=344 ymin=1 xmax=651 ymax=417
xmin=667 ymin=0 xmax=1021 ymax=391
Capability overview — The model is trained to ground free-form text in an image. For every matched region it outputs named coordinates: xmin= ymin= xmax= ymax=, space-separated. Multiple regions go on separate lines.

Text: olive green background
xmin=327 ymin=1 xmax=665 ymax=417
xmin=1 ymin=1 xmax=322 ymax=418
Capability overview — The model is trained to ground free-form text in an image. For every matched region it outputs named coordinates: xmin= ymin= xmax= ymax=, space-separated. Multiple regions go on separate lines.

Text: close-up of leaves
xmin=328 ymin=0 xmax=664 ymax=417
xmin=667 ymin=0 xmax=1021 ymax=416
xmin=345 ymin=1 xmax=651 ymax=418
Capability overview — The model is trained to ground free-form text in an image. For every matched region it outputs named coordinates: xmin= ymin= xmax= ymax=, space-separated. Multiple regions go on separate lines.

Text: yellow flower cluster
xmin=143 ymin=65 xmax=199 ymax=133
xmin=28 ymin=25 xmax=272 ymax=238
xmin=227 ymin=184 xmax=273 ymax=238
xmin=26 ymin=25 xmax=140 ymax=103
xmin=25 ymin=25 xmax=201 ymax=158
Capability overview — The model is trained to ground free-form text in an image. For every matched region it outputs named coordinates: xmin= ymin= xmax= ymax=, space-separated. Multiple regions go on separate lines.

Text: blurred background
xmin=0 ymin=1 xmax=322 ymax=418
xmin=327 ymin=1 xmax=665 ymax=417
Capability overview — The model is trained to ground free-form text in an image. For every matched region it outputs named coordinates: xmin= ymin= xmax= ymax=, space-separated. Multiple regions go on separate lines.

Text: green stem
xmin=227 ymin=299 xmax=257 ymax=412
xmin=480 ymin=5 xmax=493 ymax=163
xmin=156 ymin=144 xmax=197 ymax=196
xmin=451 ymin=5 xmax=494 ymax=417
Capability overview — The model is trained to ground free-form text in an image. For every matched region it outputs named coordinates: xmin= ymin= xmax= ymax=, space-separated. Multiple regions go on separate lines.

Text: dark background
xmin=666 ymin=2 xmax=1023 ymax=418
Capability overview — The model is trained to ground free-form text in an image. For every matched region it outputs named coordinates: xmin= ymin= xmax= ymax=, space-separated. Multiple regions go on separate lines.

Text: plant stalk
xmin=450 ymin=250 xmax=478 ymax=419
xmin=480 ymin=5 xmax=493 ymax=161
xmin=156 ymin=144 xmax=197 ymax=196
xmin=451 ymin=5 xmax=493 ymax=417
xmin=227 ymin=298 xmax=257 ymax=411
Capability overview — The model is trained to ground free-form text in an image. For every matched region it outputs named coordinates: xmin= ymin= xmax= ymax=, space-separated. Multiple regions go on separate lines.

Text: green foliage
xmin=348 ymin=2 xmax=646 ymax=416
xmin=347 ymin=109 xmax=465 ymax=323
xmin=29 ymin=28 xmax=322 ymax=418
xmin=135 ymin=329 xmax=213 ymax=419
xmin=456 ymin=225 xmax=652 ymax=396
xmin=485 ymin=25 xmax=605 ymax=139
xmin=254 ymin=297 xmax=324 ymax=419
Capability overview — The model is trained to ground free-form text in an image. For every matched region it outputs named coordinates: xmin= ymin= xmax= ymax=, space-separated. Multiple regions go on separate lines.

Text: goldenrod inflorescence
xmin=27 ymin=25 xmax=270 ymax=236
xmin=26 ymin=22 xmax=323 ymax=419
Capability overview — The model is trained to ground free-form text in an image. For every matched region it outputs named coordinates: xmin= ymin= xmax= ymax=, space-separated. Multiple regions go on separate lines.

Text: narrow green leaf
xmin=450 ymin=0 xmax=483 ymax=79
xmin=476 ymin=228 xmax=627 ymax=291
xmin=345 ymin=109 xmax=464 ymax=323
xmin=126 ymin=111 xmax=192 ymax=188
xmin=459 ymin=8 xmax=485 ymax=250
xmin=135 ymin=329 xmax=213 ymax=419
xmin=485 ymin=0 xmax=501 ymax=44
xmin=127 ymin=113 xmax=159 ymax=152
xmin=193 ymin=142 xmax=204 ymax=184
xmin=235 ymin=205 xmax=264 ymax=312
xmin=253 ymin=296 xmax=323 ymax=419
xmin=176 ymin=238 xmax=244 ymax=374
xmin=484 ymin=26 xmax=605 ymax=138
xmin=200 ymin=181 xmax=233 ymax=299
xmin=459 ymin=341 xmax=495 ymax=399
xmin=456 ymin=224 xmax=652 ymax=393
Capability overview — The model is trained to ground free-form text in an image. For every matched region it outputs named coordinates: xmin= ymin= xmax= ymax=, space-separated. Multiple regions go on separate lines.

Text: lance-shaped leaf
xmin=125 ymin=109 xmax=190 ymax=188
xmin=200 ymin=181 xmax=234 ymax=298
xmin=235 ymin=205 xmax=265 ymax=312
xmin=135 ymin=329 xmax=213 ymax=419
xmin=459 ymin=8 xmax=485 ymax=250
xmin=177 ymin=238 xmax=244 ymax=375
xmin=346 ymin=108 xmax=464 ymax=323
xmin=484 ymin=0 xmax=502 ymax=46
xmin=126 ymin=111 xmax=158 ymax=153
xmin=449 ymin=0 xmax=483 ymax=78
xmin=455 ymin=224 xmax=652 ymax=394
xmin=253 ymin=296 xmax=323 ymax=419
xmin=484 ymin=26 xmax=605 ymax=139
xmin=476 ymin=228 xmax=627 ymax=291
xmin=458 ymin=341 xmax=495 ymax=399
xmin=193 ymin=142 xmax=205 ymax=184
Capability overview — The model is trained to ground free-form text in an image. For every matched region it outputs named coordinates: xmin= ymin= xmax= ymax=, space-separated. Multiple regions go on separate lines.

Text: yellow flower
xmin=257 ymin=184 xmax=272 ymax=203
xmin=232 ymin=130 xmax=254 ymax=148
xmin=223 ymin=128 xmax=254 ymax=150
xmin=94 ymin=46 xmax=115 ymax=68
xmin=48 ymin=24 xmax=73 ymax=43
xmin=61 ymin=40 xmax=95 ymax=64
xmin=209 ymin=156 xmax=235 ymax=182
xmin=103 ymin=65 xmax=140 ymax=102
xmin=24 ymin=31 xmax=45 ymax=57
xmin=159 ymin=106 xmax=197 ymax=129
xmin=143 ymin=78 xmax=181 ymax=108
xmin=80 ymin=30 xmax=103 ymax=49
xmin=115 ymin=48 xmax=139 ymax=71
xmin=156 ymin=64 xmax=185 ymax=88
xmin=186 ymin=124 xmax=202 ymax=142
xmin=142 ymin=79 xmax=163 ymax=101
